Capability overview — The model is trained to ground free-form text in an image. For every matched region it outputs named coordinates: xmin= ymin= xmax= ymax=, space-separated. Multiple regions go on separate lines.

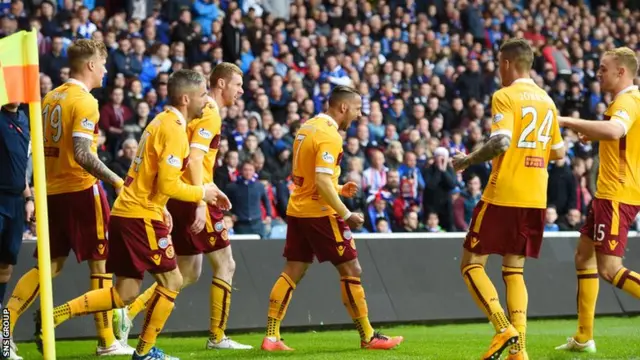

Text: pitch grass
xmin=15 ymin=316 xmax=640 ymax=359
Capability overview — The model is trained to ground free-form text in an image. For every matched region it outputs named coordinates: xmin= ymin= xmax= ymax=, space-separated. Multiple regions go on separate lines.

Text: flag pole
xmin=25 ymin=30 xmax=56 ymax=360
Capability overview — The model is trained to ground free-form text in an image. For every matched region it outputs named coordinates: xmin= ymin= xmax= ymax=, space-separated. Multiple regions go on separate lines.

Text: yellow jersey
xmin=182 ymin=96 xmax=222 ymax=185
xmin=287 ymin=114 xmax=344 ymax=218
xmin=482 ymin=78 xmax=564 ymax=209
xmin=111 ymin=107 xmax=204 ymax=221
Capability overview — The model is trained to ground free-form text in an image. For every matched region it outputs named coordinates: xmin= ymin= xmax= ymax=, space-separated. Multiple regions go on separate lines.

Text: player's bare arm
xmin=452 ymin=134 xmax=511 ymax=172
xmin=558 ymin=116 xmax=625 ymax=141
xmin=73 ymin=136 xmax=123 ymax=187
xmin=316 ymin=173 xmax=364 ymax=228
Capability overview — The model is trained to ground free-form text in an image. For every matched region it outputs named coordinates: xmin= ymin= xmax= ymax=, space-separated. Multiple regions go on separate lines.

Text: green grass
xmin=15 ymin=316 xmax=640 ymax=359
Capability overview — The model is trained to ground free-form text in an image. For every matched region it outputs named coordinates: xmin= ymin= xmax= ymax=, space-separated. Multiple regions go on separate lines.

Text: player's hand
xmin=452 ymin=152 xmax=469 ymax=172
xmin=190 ymin=204 xmax=207 ymax=234
xmin=25 ymin=199 xmax=35 ymax=223
xmin=340 ymin=182 xmax=359 ymax=198
xmin=163 ymin=208 xmax=173 ymax=233
xmin=345 ymin=212 xmax=364 ymax=230
xmin=202 ymin=183 xmax=219 ymax=204
xmin=215 ymin=190 xmax=233 ymax=211
xmin=578 ymin=133 xmax=591 ymax=144
xmin=558 ymin=116 xmax=572 ymax=128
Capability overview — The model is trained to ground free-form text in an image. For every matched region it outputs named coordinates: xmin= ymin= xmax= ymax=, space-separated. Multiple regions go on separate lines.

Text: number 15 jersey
xmin=482 ymin=78 xmax=564 ymax=209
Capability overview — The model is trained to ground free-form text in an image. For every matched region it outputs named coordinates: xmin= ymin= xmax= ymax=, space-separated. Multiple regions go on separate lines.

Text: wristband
xmin=341 ymin=211 xmax=352 ymax=221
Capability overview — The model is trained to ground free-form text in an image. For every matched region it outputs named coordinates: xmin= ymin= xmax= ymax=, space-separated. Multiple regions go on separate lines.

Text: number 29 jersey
xmin=482 ymin=78 xmax=564 ymax=209
xmin=42 ymin=79 xmax=100 ymax=195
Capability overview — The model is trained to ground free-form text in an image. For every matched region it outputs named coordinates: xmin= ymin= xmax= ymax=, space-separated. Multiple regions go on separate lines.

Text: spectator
xmin=544 ymin=207 xmax=560 ymax=232
xmin=425 ymin=213 xmax=445 ymax=233
xmin=547 ymin=157 xmax=577 ymax=218
xmin=453 ymin=174 xmax=482 ymax=231
xmin=99 ymin=87 xmax=133 ymax=156
xmin=361 ymin=149 xmax=388 ymax=196
xmin=225 ymin=161 xmax=272 ymax=238
xmin=559 ymin=209 xmax=584 ymax=231
xmin=423 ymin=147 xmax=456 ymax=231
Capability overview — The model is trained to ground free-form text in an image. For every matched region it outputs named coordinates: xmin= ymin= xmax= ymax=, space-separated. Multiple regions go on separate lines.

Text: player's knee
xmin=181 ymin=272 xmax=200 ymax=288
xmin=50 ymin=257 xmax=66 ymax=277
xmin=336 ymin=259 xmax=362 ymax=277
xmin=0 ymin=264 xmax=13 ymax=282
xmin=160 ymin=271 xmax=184 ymax=292
xmin=597 ymin=263 xmax=621 ymax=283
xmin=117 ymin=287 xmax=140 ymax=305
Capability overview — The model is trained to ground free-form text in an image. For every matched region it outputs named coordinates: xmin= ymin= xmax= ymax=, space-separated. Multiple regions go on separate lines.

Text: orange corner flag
xmin=0 ymin=30 xmax=40 ymax=106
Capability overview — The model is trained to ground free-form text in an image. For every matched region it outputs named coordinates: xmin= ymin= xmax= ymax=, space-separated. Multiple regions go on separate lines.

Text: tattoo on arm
xmin=466 ymin=134 xmax=511 ymax=166
xmin=73 ymin=137 xmax=121 ymax=185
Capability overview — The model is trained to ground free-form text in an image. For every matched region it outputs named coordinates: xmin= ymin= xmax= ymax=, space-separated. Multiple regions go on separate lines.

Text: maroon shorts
xmin=580 ymin=198 xmax=640 ymax=257
xmin=284 ymin=215 xmax=357 ymax=265
xmin=35 ymin=184 xmax=109 ymax=262
xmin=166 ymin=199 xmax=230 ymax=256
xmin=463 ymin=200 xmax=545 ymax=258
xmin=105 ymin=216 xmax=177 ymax=280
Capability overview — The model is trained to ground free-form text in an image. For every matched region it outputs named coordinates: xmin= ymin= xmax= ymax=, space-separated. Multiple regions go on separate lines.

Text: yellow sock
xmin=209 ymin=277 xmax=232 ymax=343
xmin=128 ymin=283 xmax=157 ymax=320
xmin=612 ymin=267 xmax=640 ymax=298
xmin=136 ymin=286 xmax=178 ymax=355
xmin=575 ymin=268 xmax=598 ymax=343
xmin=90 ymin=274 xmax=116 ymax=348
xmin=503 ymin=266 xmax=527 ymax=352
xmin=53 ymin=288 xmax=124 ymax=327
xmin=266 ymin=273 xmax=296 ymax=340
xmin=7 ymin=268 xmax=40 ymax=334
xmin=462 ymin=264 xmax=510 ymax=333
xmin=340 ymin=276 xmax=375 ymax=342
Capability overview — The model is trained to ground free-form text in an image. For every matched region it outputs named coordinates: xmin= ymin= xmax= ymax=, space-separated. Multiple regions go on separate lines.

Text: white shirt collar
xmin=66 ymin=78 xmax=90 ymax=93
xmin=317 ymin=113 xmax=339 ymax=129
xmin=165 ymin=106 xmax=187 ymax=130
xmin=614 ymin=85 xmax=639 ymax=100
xmin=512 ymin=78 xmax=535 ymax=85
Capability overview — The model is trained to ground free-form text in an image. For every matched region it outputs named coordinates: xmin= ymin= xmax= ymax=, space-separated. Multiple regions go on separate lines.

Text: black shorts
xmin=0 ymin=195 xmax=26 ymax=265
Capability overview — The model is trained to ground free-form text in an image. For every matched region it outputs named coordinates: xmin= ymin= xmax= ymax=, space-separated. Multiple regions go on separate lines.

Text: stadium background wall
xmin=9 ymin=232 xmax=640 ymax=341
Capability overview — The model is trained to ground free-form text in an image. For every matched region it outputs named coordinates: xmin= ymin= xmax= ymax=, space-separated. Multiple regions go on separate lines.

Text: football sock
xmin=266 ymin=272 xmax=296 ymax=340
xmin=136 ymin=286 xmax=178 ymax=355
xmin=128 ymin=282 xmax=157 ymax=320
xmin=7 ymin=267 xmax=40 ymax=334
xmin=209 ymin=277 xmax=231 ymax=343
xmin=462 ymin=264 xmax=511 ymax=333
xmin=502 ymin=266 xmax=527 ymax=352
xmin=90 ymin=274 xmax=116 ymax=348
xmin=575 ymin=268 xmax=598 ymax=343
xmin=53 ymin=288 xmax=124 ymax=327
xmin=340 ymin=276 xmax=375 ymax=342
xmin=612 ymin=267 xmax=640 ymax=298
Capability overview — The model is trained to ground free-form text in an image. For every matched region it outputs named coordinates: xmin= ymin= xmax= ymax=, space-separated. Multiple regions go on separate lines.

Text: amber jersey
xmin=595 ymin=86 xmax=640 ymax=205
xmin=182 ymin=96 xmax=222 ymax=185
xmin=287 ymin=114 xmax=344 ymax=218
xmin=481 ymin=78 xmax=564 ymax=209
xmin=111 ymin=107 xmax=204 ymax=221
xmin=42 ymin=79 xmax=100 ymax=195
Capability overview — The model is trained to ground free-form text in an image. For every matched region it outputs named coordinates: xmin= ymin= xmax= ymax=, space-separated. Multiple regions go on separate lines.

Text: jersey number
xmin=133 ymin=131 xmax=150 ymax=172
xmin=293 ymin=134 xmax=307 ymax=170
xmin=517 ymin=107 xmax=553 ymax=149
xmin=42 ymin=104 xmax=62 ymax=143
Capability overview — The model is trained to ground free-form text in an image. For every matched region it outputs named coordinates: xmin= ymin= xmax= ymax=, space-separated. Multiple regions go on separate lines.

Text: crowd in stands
xmin=3 ymin=0 xmax=640 ymax=238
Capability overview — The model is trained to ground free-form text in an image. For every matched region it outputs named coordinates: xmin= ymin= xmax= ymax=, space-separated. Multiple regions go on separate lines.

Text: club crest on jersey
xmin=493 ymin=114 xmax=504 ymax=123
xmin=81 ymin=118 xmax=95 ymax=130
xmin=198 ymin=128 xmax=213 ymax=139
xmin=322 ymin=152 xmax=335 ymax=164
xmin=158 ymin=237 xmax=170 ymax=249
xmin=214 ymin=221 xmax=224 ymax=232
xmin=167 ymin=155 xmax=182 ymax=168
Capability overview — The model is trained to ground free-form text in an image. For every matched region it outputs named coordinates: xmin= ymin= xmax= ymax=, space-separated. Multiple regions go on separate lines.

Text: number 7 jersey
xmin=481 ymin=78 xmax=564 ymax=209
xmin=42 ymin=79 xmax=101 ymax=195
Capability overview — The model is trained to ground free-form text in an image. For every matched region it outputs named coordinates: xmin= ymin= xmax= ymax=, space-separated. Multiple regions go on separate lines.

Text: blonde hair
xmin=67 ymin=39 xmax=107 ymax=74
xmin=604 ymin=47 xmax=639 ymax=77
xmin=210 ymin=62 xmax=243 ymax=88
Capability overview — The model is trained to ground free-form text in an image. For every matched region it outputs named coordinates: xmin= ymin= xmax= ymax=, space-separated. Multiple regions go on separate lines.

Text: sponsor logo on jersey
xmin=493 ymin=114 xmax=504 ymax=123
xmin=81 ymin=118 xmax=95 ymax=130
xmin=198 ymin=128 xmax=213 ymax=139
xmin=322 ymin=151 xmax=335 ymax=163
xmin=167 ymin=155 xmax=182 ymax=168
